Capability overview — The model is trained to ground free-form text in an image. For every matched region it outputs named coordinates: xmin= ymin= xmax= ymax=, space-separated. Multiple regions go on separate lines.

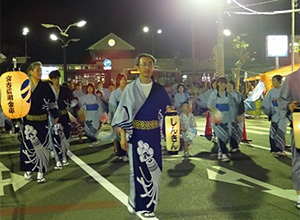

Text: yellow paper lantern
xmin=165 ymin=111 xmax=180 ymax=151
xmin=0 ymin=71 xmax=31 ymax=119
xmin=292 ymin=107 xmax=300 ymax=149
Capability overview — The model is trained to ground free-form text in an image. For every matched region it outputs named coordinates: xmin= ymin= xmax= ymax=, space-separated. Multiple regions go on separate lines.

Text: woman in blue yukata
xmin=261 ymin=75 xmax=287 ymax=156
xmin=112 ymin=53 xmax=172 ymax=218
xmin=79 ymin=83 xmax=102 ymax=147
xmin=196 ymin=79 xmax=217 ymax=115
xmin=208 ymin=77 xmax=233 ymax=162
xmin=109 ymin=73 xmax=128 ymax=161
xmin=227 ymin=80 xmax=245 ymax=153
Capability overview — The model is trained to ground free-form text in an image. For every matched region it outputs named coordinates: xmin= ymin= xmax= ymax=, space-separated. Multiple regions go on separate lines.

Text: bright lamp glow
xmin=157 ymin=29 xmax=162 ymax=34
xmin=223 ymin=29 xmax=231 ymax=36
xmin=76 ymin=20 xmax=86 ymax=27
xmin=108 ymin=39 xmax=116 ymax=47
xmin=143 ymin=26 xmax=149 ymax=33
xmin=22 ymin=27 xmax=29 ymax=36
xmin=50 ymin=34 xmax=58 ymax=41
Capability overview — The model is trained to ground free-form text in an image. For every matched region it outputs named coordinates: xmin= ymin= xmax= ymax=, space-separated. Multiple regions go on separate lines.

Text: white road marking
xmin=196 ymin=127 xmax=269 ymax=135
xmin=247 ymin=125 xmax=291 ymax=132
xmin=67 ymin=151 xmax=159 ymax=220
xmin=0 ymin=151 xmax=19 ymax=155
xmin=246 ymin=126 xmax=270 ymax=132
xmin=244 ymin=129 xmax=269 ymax=135
xmin=242 ymin=143 xmax=292 ymax=156
xmin=0 ymin=162 xmax=30 ymax=196
xmin=197 ymin=126 xmax=289 ymax=136
xmin=207 ymin=166 xmax=295 ymax=202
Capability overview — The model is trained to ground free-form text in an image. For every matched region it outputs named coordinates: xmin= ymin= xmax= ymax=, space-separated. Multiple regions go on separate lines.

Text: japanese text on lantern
xmin=6 ymin=76 xmax=15 ymax=114
xmin=170 ymin=118 xmax=179 ymax=150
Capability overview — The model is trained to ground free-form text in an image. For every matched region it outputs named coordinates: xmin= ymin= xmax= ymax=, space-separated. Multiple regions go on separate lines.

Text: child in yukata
xmin=180 ymin=101 xmax=197 ymax=157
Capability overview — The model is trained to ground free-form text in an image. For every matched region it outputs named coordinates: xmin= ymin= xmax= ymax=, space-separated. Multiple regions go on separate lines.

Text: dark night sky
xmin=0 ymin=0 xmax=296 ymax=65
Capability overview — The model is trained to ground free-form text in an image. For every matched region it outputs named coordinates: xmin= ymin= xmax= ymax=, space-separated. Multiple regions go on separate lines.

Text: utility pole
xmin=291 ymin=0 xmax=297 ymax=71
xmin=216 ymin=0 xmax=225 ymax=76
xmin=63 ymin=44 xmax=67 ymax=82
xmin=191 ymin=22 xmax=196 ymax=74
xmin=151 ymin=33 xmax=155 ymax=56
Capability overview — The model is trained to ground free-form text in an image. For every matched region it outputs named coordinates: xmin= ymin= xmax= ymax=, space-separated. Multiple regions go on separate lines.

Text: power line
xmin=226 ymin=8 xmax=300 ymax=15
xmin=226 ymin=0 xmax=299 ymax=16
xmin=231 ymin=0 xmax=258 ymax=13
xmin=229 ymin=0 xmax=282 ymax=9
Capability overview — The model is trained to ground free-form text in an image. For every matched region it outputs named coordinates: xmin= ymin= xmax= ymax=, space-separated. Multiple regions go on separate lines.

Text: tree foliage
xmin=231 ymin=36 xmax=250 ymax=91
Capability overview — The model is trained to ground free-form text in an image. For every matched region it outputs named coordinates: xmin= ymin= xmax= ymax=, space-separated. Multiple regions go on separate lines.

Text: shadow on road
xmin=70 ymin=142 xmax=112 ymax=156
xmin=166 ymin=158 xmax=195 ymax=187
xmin=275 ymin=156 xmax=292 ymax=167
xmin=211 ymin=151 xmax=269 ymax=220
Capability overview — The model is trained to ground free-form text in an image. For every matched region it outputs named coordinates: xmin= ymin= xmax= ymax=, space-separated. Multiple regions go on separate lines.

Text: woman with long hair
xmin=109 ymin=73 xmax=128 ymax=161
xmin=208 ymin=77 xmax=233 ymax=162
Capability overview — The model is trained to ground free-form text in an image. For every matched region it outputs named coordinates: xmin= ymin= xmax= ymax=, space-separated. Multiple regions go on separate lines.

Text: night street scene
xmin=1 ymin=0 xmax=300 ymax=219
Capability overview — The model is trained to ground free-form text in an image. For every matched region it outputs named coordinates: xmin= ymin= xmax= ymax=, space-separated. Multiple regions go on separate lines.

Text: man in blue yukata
xmin=278 ymin=69 xmax=300 ymax=210
xmin=112 ymin=53 xmax=172 ymax=218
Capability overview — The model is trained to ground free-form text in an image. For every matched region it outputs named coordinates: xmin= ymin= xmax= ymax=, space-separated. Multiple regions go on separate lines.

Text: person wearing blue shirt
xmin=174 ymin=83 xmax=189 ymax=114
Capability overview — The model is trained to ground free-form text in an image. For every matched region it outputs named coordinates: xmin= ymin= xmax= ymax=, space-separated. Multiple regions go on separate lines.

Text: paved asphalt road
xmin=0 ymin=117 xmax=299 ymax=220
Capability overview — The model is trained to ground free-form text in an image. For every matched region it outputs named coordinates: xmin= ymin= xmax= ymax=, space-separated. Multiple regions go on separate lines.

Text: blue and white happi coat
xmin=112 ymin=77 xmax=171 ymax=213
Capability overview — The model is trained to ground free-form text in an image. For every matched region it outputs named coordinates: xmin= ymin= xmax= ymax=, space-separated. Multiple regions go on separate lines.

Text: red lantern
xmin=0 ymin=71 xmax=31 ymax=119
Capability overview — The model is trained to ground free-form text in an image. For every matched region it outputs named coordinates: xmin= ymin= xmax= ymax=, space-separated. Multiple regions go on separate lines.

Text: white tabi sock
xmin=37 ymin=172 xmax=44 ymax=179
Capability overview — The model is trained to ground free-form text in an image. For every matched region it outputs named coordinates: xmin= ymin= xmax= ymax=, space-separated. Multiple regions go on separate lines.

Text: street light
xmin=50 ymin=33 xmax=80 ymax=82
xmin=22 ymin=27 xmax=29 ymax=59
xmin=142 ymin=26 xmax=162 ymax=56
xmin=50 ymin=33 xmax=58 ymax=41
xmin=50 ymin=34 xmax=80 ymax=46
xmin=143 ymin=26 xmax=149 ymax=33
xmin=223 ymin=29 xmax=231 ymax=37
xmin=42 ymin=20 xmax=86 ymax=82
xmin=41 ymin=20 xmax=86 ymax=37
